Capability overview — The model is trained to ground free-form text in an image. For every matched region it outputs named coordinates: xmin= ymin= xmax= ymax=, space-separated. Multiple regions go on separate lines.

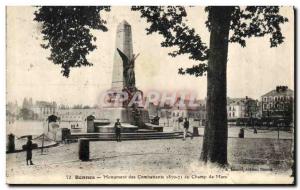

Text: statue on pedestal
xmin=116 ymin=48 xmax=140 ymax=91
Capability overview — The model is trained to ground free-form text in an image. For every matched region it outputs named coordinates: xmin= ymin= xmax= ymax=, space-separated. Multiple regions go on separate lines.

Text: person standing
xmin=183 ymin=118 xmax=191 ymax=140
xmin=26 ymin=136 xmax=34 ymax=165
xmin=114 ymin=118 xmax=122 ymax=142
xmin=253 ymin=127 xmax=258 ymax=134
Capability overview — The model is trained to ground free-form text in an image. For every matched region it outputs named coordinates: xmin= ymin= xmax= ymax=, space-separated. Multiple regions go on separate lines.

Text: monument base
xmin=95 ymin=123 xmax=138 ymax=133
xmin=84 ymin=107 xmax=149 ymax=133
xmin=97 ymin=107 xmax=149 ymax=124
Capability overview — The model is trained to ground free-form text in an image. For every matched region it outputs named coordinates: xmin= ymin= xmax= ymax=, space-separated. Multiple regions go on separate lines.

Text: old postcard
xmin=6 ymin=6 xmax=295 ymax=184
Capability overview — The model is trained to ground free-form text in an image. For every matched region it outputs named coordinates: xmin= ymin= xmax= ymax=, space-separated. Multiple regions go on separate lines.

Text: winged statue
xmin=117 ymin=48 xmax=140 ymax=89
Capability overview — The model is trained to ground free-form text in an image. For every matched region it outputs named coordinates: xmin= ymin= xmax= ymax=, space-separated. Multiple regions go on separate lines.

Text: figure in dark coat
xmin=114 ymin=119 xmax=122 ymax=142
xmin=183 ymin=118 xmax=193 ymax=140
xmin=26 ymin=136 xmax=34 ymax=165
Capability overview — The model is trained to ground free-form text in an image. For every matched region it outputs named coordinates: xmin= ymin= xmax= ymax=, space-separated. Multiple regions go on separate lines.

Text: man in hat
xmin=26 ymin=136 xmax=34 ymax=165
xmin=114 ymin=118 xmax=122 ymax=142
xmin=183 ymin=118 xmax=193 ymax=140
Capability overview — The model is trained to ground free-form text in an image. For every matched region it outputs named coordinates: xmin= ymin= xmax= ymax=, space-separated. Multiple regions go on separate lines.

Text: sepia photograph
xmin=5 ymin=5 xmax=295 ymax=185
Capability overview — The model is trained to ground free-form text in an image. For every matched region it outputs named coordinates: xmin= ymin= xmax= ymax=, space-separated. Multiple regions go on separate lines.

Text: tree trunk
xmin=201 ymin=7 xmax=233 ymax=166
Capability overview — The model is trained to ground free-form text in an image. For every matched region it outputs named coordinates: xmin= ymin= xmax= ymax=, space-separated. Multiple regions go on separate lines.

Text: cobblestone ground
xmin=6 ymin=137 xmax=293 ymax=184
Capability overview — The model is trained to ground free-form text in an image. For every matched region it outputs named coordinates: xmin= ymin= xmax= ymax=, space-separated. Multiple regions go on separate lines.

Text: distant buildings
xmin=227 ymin=97 xmax=259 ymax=120
xmin=6 ymin=101 xmax=19 ymax=123
xmin=6 ymin=98 xmax=58 ymax=121
xmin=57 ymin=108 xmax=99 ymax=122
xmin=149 ymin=98 xmax=207 ymax=127
xmin=31 ymin=101 xmax=57 ymax=120
xmin=261 ymin=86 xmax=294 ymax=118
xmin=6 ymin=85 xmax=294 ymax=127
xmin=225 ymin=86 xmax=294 ymax=126
xmin=188 ymin=99 xmax=207 ymax=122
xmin=169 ymin=99 xmax=206 ymax=123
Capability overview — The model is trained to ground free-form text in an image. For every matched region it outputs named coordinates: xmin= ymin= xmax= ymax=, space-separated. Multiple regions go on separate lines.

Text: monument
xmin=96 ymin=20 xmax=149 ymax=130
xmin=110 ymin=20 xmax=142 ymax=101
xmin=42 ymin=21 xmax=153 ymax=135
xmin=112 ymin=20 xmax=134 ymax=91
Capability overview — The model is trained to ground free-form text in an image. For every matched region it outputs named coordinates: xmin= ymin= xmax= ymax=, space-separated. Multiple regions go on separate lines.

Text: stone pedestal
xmin=98 ymin=107 xmax=149 ymax=124
xmin=6 ymin=134 xmax=15 ymax=153
xmin=239 ymin=128 xmax=245 ymax=138
xmin=86 ymin=115 xmax=95 ymax=133
xmin=193 ymin=127 xmax=199 ymax=136
xmin=79 ymin=138 xmax=89 ymax=161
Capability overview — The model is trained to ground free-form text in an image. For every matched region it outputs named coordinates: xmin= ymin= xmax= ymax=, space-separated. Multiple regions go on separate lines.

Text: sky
xmin=6 ymin=6 xmax=294 ymax=106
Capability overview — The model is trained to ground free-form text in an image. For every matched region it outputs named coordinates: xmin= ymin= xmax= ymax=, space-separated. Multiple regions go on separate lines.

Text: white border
xmin=1 ymin=0 xmax=298 ymax=6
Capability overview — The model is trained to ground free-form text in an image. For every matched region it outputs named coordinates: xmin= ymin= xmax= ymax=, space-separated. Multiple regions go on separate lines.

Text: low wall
xmin=95 ymin=124 xmax=138 ymax=133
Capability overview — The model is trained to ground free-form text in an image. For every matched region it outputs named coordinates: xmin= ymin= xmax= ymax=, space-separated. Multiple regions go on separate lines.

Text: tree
xmin=83 ymin=105 xmax=91 ymax=109
xmin=34 ymin=6 xmax=110 ymax=77
xmin=19 ymin=107 xmax=34 ymax=120
xmin=22 ymin=97 xmax=29 ymax=109
xmin=133 ymin=6 xmax=288 ymax=166
xmin=72 ymin=104 xmax=83 ymax=109
xmin=34 ymin=6 xmax=288 ymax=165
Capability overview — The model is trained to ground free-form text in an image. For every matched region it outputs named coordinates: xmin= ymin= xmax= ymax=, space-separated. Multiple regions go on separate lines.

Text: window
xmin=232 ymin=112 xmax=235 ymax=117
xmin=263 ymin=104 xmax=267 ymax=110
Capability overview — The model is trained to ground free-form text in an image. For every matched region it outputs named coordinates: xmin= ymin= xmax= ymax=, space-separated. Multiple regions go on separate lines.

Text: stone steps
xmin=66 ymin=131 xmax=188 ymax=142
xmin=136 ymin=129 xmax=158 ymax=133
xmin=86 ymin=136 xmax=184 ymax=141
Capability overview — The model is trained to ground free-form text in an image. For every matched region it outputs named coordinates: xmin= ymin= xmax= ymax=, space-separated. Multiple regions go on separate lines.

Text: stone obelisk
xmin=111 ymin=20 xmax=133 ymax=90
xmin=96 ymin=20 xmax=149 ymax=126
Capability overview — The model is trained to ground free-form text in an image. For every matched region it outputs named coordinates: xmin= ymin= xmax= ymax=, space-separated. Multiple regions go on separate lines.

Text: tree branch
xmin=34 ymin=6 xmax=110 ymax=77
xmin=132 ymin=6 xmax=208 ymax=77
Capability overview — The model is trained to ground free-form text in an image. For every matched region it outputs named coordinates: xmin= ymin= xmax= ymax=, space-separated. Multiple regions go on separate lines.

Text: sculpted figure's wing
xmin=117 ymin=48 xmax=129 ymax=65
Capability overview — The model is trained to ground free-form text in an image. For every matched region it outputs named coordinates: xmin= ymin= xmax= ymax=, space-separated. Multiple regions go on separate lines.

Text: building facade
xmin=154 ymin=99 xmax=206 ymax=127
xmin=261 ymin=86 xmax=294 ymax=118
xmin=31 ymin=101 xmax=57 ymax=120
xmin=227 ymin=97 xmax=259 ymax=120
xmin=170 ymin=99 xmax=206 ymax=128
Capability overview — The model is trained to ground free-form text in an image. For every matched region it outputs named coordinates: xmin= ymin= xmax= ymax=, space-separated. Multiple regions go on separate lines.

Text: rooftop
xmin=227 ymin=97 xmax=256 ymax=106
xmin=262 ymin=88 xmax=294 ymax=97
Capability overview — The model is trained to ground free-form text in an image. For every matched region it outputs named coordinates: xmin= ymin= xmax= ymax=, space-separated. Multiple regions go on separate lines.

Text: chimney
xmin=276 ymin=86 xmax=288 ymax=93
